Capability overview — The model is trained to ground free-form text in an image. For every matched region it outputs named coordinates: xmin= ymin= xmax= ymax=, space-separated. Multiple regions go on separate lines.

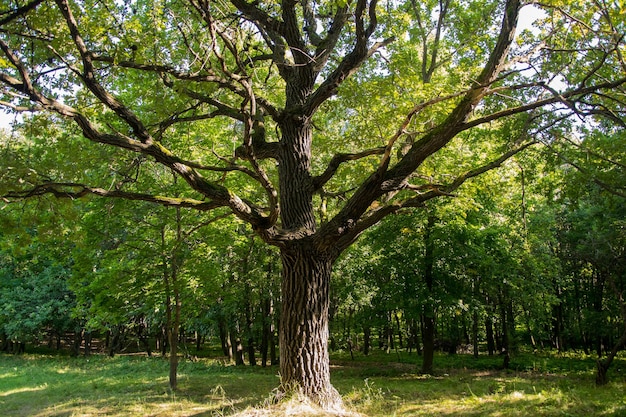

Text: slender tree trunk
xmin=261 ymin=297 xmax=270 ymax=367
xmin=597 ymin=273 xmax=626 ymax=385
xmin=163 ymin=269 xmax=180 ymax=390
xmin=70 ymin=328 xmax=82 ymax=357
xmin=244 ymin=283 xmax=257 ymax=366
xmin=84 ymin=331 xmax=91 ymax=357
xmin=261 ymin=258 xmax=275 ymax=367
xmin=162 ymin=217 xmax=182 ymax=391
xmin=1 ymin=331 xmax=8 ymax=352
xmin=507 ymin=298 xmax=515 ymax=353
xmin=408 ymin=318 xmax=421 ymax=355
xmin=363 ymin=326 xmax=371 ymax=356
xmin=226 ymin=328 xmax=234 ymax=361
xmin=552 ymin=282 xmax=564 ymax=351
xmin=594 ymin=271 xmax=606 ymax=357
xmin=169 ymin=285 xmax=182 ymax=390
xmin=230 ymin=324 xmax=245 ymax=366
xmin=421 ymin=215 xmax=436 ymax=374
xmin=421 ymin=314 xmax=435 ymax=374
xmin=138 ymin=318 xmax=152 ymax=357
xmin=395 ymin=312 xmax=404 ymax=349
xmin=168 ymin=305 xmax=180 ymax=390
xmin=217 ymin=317 xmax=231 ymax=358
xmin=384 ymin=317 xmax=394 ymax=354
xmin=596 ymin=330 xmax=626 ymax=386
xmin=108 ymin=327 xmax=121 ymax=357
xmin=499 ymin=292 xmax=511 ymax=369
xmin=270 ymin=327 xmax=278 ymax=366
xmin=574 ymin=273 xmax=589 ymax=353
xmin=247 ymin=336 xmax=257 ymax=366
xmin=472 ymin=310 xmax=479 ymax=358
xmin=195 ymin=331 xmax=202 ymax=353
xmin=278 ymin=245 xmax=341 ymax=409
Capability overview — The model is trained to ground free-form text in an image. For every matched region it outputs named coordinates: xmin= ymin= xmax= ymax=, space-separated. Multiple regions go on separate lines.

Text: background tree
xmin=1 ymin=0 xmax=624 ymax=409
xmin=0 ymin=194 xmax=80 ymax=354
xmin=550 ymin=125 xmax=626 ymax=384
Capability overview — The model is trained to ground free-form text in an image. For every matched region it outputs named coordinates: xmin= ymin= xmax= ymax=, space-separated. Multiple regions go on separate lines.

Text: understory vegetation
xmin=1 ymin=349 xmax=624 ymax=416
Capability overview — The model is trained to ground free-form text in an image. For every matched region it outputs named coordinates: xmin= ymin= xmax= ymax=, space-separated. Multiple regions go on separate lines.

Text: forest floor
xmin=0 ymin=348 xmax=624 ymax=416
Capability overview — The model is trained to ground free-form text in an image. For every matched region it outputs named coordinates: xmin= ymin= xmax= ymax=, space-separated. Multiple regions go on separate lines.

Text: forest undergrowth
xmin=0 ymin=349 xmax=624 ymax=416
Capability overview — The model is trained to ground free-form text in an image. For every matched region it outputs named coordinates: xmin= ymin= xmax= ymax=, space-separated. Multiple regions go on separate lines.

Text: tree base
xmin=596 ymin=359 xmax=609 ymax=386
xmin=273 ymin=383 xmax=345 ymax=412
xmin=230 ymin=384 xmax=356 ymax=416
xmin=231 ymin=393 xmax=362 ymax=416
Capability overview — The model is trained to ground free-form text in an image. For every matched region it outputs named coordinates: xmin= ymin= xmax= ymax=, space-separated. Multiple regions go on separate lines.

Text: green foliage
xmin=0 ymin=234 xmax=77 ymax=344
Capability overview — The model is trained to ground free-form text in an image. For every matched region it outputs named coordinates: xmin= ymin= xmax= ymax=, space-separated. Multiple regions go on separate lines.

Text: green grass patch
xmin=0 ymin=350 xmax=624 ymax=416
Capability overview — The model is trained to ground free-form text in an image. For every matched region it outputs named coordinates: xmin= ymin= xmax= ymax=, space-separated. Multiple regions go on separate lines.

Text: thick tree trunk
xmin=278 ymin=245 xmax=342 ymax=410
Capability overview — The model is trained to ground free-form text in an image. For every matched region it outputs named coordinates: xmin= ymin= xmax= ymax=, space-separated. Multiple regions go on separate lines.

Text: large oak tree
xmin=1 ymin=0 xmax=624 ymax=409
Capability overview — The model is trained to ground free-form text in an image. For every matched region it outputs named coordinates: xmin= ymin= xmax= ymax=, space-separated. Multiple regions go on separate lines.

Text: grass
xmin=0 ymin=349 xmax=624 ymax=416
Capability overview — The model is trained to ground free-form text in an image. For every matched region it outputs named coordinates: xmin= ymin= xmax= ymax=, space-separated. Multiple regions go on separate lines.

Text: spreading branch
xmin=318 ymin=0 xmax=523 ymax=248
xmin=313 ymin=147 xmax=386 ymax=191
xmin=334 ymin=140 xmax=537 ymax=253
xmin=0 ymin=0 xmax=45 ymax=26
xmin=55 ymin=0 xmax=153 ymax=144
xmin=2 ymin=182 xmax=223 ymax=211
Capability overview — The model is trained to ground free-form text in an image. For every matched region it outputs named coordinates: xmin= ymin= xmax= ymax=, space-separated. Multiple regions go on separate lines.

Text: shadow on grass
xmin=0 ymin=354 xmax=278 ymax=417
xmin=1 ymin=352 xmax=625 ymax=416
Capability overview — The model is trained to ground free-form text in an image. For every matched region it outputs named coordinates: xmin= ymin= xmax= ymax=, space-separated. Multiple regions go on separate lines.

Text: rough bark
xmin=278 ymin=245 xmax=342 ymax=410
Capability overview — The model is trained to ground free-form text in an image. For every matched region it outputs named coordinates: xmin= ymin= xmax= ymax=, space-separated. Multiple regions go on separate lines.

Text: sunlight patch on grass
xmin=0 ymin=370 xmax=19 ymax=379
xmin=1 ymin=352 xmax=625 ymax=416
xmin=0 ymin=384 xmax=47 ymax=397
